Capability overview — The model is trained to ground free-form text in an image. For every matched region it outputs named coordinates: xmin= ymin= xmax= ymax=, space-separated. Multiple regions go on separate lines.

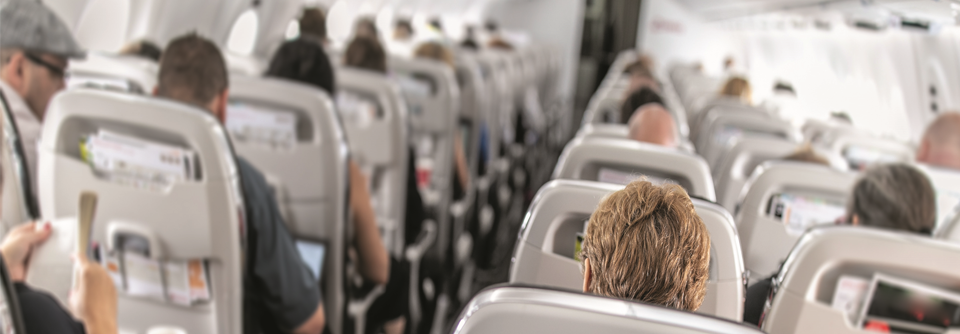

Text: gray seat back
xmin=336 ymin=68 xmax=409 ymax=256
xmin=736 ymin=161 xmax=857 ymax=282
xmin=764 ymin=227 xmax=960 ymax=334
xmin=38 ymin=89 xmax=244 ymax=333
xmin=509 ymin=180 xmax=744 ymax=320
xmin=227 ymin=75 xmax=349 ymax=333
xmin=454 ymin=286 xmax=763 ymax=334
xmin=553 ymin=137 xmax=715 ymax=201
xmin=67 ymin=53 xmax=158 ymax=94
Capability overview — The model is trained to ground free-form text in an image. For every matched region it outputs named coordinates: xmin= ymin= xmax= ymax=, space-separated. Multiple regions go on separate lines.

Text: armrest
xmin=405 ymin=219 xmax=437 ymax=263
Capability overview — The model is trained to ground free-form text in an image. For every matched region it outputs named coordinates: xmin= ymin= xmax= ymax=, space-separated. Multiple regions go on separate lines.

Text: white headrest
xmin=713 ymin=137 xmax=799 ymax=211
xmin=554 ymin=137 xmax=715 ymax=201
xmin=227 ymin=75 xmax=348 ymax=240
xmin=454 ymin=285 xmax=764 ymax=334
xmin=576 ymin=123 xmax=629 ymax=140
xmin=822 ymin=130 xmax=915 ymax=170
xmin=67 ymin=52 xmax=158 ymax=94
xmin=764 ymin=226 xmax=960 ymax=334
xmin=389 ymin=57 xmax=460 ymax=134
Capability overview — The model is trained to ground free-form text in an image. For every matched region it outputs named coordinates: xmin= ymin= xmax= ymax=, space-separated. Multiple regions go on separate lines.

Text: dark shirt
xmin=15 ymin=282 xmax=85 ymax=334
xmin=743 ymin=276 xmax=774 ymax=326
xmin=405 ymin=148 xmax=426 ymax=246
xmin=238 ymin=157 xmax=322 ymax=334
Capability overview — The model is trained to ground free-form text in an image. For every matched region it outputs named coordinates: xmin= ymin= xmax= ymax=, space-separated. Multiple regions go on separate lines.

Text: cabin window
xmin=227 ymin=9 xmax=259 ymax=55
xmin=285 ymin=20 xmax=300 ymax=40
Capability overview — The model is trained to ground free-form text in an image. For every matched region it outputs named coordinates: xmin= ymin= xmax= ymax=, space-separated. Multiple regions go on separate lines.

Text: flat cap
xmin=0 ymin=0 xmax=85 ymax=59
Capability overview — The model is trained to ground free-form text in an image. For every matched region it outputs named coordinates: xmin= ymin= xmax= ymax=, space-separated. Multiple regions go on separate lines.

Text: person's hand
xmin=70 ymin=254 xmax=117 ymax=334
xmin=0 ymin=222 xmax=51 ymax=281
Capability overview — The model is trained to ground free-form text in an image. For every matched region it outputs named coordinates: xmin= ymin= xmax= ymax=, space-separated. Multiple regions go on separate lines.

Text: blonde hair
xmin=720 ymin=77 xmax=751 ymax=104
xmin=580 ymin=179 xmax=710 ymax=311
xmin=783 ymin=145 xmax=830 ymax=166
xmin=413 ymin=42 xmax=454 ymax=68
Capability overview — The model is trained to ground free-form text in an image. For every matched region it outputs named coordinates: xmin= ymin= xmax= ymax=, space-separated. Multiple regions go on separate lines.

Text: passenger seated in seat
xmin=355 ymin=17 xmax=380 ymax=41
xmin=155 ymin=33 xmax=328 ymax=334
xmin=622 ymin=60 xmax=660 ymax=97
xmin=620 ymin=87 xmax=664 ymax=124
xmin=743 ymin=163 xmax=936 ymax=326
xmin=719 ymin=76 xmax=751 ymax=105
xmin=845 ymin=163 xmax=936 ymax=234
xmin=343 ymin=36 xmax=428 ymax=247
xmin=0 ymin=0 xmax=86 ymax=192
xmin=917 ymin=112 xmax=960 ymax=170
xmin=412 ymin=42 xmax=472 ymax=195
xmin=781 ymin=145 xmax=830 ymax=166
xmin=299 ymin=7 xmax=328 ymax=45
xmin=627 ymin=103 xmax=677 ymax=149
xmin=119 ymin=40 xmax=162 ymax=62
xmin=268 ymin=36 xmax=404 ymax=334
xmin=1 ymin=221 xmax=118 ymax=334
xmin=579 ymin=179 xmax=711 ymax=311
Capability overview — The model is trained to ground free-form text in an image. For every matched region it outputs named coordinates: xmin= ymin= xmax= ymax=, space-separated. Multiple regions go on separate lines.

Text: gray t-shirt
xmin=237 ymin=157 xmax=322 ymax=333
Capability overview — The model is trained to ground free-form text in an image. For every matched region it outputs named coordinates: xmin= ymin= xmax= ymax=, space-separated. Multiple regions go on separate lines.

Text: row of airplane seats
xmin=0 ymin=3 xmax=568 ymax=334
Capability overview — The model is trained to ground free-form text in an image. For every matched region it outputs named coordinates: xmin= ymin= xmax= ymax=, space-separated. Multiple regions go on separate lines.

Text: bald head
xmin=918 ymin=113 xmax=960 ymax=170
xmin=628 ymin=104 xmax=677 ymax=148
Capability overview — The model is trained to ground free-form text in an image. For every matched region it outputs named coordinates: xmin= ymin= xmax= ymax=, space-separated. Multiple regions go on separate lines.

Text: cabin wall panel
xmin=484 ymin=0 xmax=585 ymax=99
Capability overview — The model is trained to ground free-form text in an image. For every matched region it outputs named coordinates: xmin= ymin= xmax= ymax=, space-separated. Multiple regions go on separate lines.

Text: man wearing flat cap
xmin=0 ymin=2 xmax=117 ymax=334
xmin=0 ymin=0 xmax=86 ymax=191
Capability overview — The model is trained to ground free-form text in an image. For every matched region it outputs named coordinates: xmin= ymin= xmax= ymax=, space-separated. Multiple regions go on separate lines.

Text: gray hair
xmin=847 ymin=163 xmax=936 ymax=235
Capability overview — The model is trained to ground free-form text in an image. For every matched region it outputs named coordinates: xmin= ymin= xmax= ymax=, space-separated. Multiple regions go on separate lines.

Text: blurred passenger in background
xmin=345 ymin=37 xmax=388 ymax=73
xmin=355 ymin=17 xmax=380 ymax=41
xmin=394 ymin=19 xmax=413 ymax=41
xmin=461 ymin=26 xmax=480 ymax=50
xmin=627 ymin=104 xmax=677 ymax=149
xmin=743 ymin=163 xmax=935 ymax=326
xmin=620 ymin=87 xmax=665 ymax=124
xmin=781 ymin=145 xmax=831 ymax=166
xmin=623 ymin=60 xmax=660 ymax=97
xmin=299 ymin=7 xmax=328 ymax=45
xmin=917 ymin=113 xmax=960 ymax=170
xmin=388 ymin=18 xmax=416 ymax=57
xmin=719 ymin=76 xmax=751 ymax=105
xmin=413 ymin=42 xmax=471 ymax=198
xmin=119 ymin=40 xmax=162 ymax=62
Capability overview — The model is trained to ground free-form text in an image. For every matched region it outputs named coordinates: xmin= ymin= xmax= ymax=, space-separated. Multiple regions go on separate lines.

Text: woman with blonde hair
xmin=720 ymin=76 xmax=752 ymax=104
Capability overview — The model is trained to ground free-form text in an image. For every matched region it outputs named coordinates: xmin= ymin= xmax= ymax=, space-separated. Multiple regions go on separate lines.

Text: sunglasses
xmin=23 ymin=52 xmax=67 ymax=79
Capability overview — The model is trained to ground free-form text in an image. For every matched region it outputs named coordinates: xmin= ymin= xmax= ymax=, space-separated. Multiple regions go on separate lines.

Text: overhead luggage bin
xmin=227 ymin=75 xmax=349 ymax=334
xmin=553 ymin=137 xmax=715 ymax=201
xmin=763 ymin=227 xmax=960 ymax=334
xmin=453 ymin=285 xmax=763 ymax=334
xmin=509 ymin=180 xmax=745 ymax=321
xmin=0 ymin=90 xmax=39 ymax=234
xmin=67 ymin=52 xmax=159 ymax=94
xmin=38 ymin=89 xmax=244 ymax=334
xmin=736 ymin=161 xmax=858 ymax=283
